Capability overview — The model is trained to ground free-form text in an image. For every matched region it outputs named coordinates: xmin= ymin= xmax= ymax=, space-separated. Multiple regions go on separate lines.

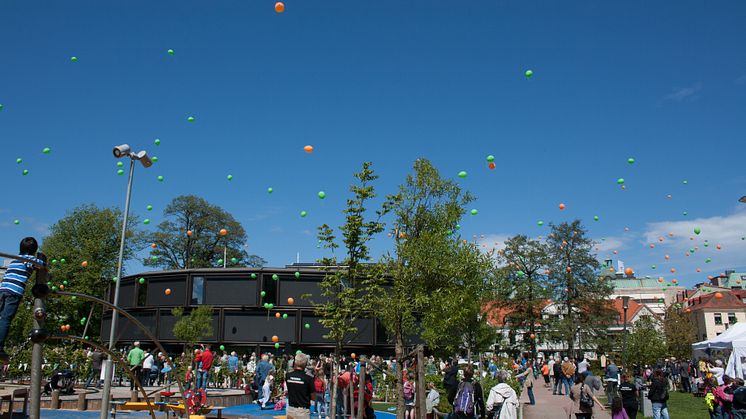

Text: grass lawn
xmin=600 ymin=391 xmax=709 ymax=418
xmin=371 ymin=401 xmax=397 ymax=412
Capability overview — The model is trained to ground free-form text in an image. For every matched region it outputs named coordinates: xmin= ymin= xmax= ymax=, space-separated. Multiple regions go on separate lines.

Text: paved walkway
xmin=522 ymin=382 xmax=611 ymax=419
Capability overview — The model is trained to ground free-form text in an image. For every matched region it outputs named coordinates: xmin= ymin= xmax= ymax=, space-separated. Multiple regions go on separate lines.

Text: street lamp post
xmin=622 ymin=296 xmax=630 ymax=370
xmin=101 ymin=145 xmax=152 ymax=419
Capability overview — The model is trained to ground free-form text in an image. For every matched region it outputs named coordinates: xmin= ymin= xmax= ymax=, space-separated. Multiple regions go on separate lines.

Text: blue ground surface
xmin=39 ymin=405 xmax=396 ymax=418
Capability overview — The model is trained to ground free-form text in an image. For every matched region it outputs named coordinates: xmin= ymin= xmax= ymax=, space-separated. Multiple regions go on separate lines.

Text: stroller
xmin=44 ymin=369 xmax=76 ymax=395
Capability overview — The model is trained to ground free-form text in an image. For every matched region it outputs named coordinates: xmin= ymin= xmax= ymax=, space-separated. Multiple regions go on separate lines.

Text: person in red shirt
xmin=197 ymin=345 xmax=214 ymax=390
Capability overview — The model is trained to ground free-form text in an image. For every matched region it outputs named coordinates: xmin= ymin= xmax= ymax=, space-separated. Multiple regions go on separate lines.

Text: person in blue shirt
xmin=0 ymin=237 xmax=45 ymax=361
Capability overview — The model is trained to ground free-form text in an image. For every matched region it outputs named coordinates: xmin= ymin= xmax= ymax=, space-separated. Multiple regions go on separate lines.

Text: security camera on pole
xmin=100 ymin=144 xmax=151 ymax=419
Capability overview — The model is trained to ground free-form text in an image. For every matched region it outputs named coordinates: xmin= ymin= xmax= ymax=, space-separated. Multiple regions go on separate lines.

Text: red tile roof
xmin=610 ymin=297 xmax=645 ymax=325
xmin=482 ymin=300 xmax=552 ymax=327
xmin=686 ymin=291 xmax=746 ymax=311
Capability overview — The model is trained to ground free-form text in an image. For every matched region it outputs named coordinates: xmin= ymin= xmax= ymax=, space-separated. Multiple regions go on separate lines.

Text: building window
xmin=191 ymin=276 xmax=205 ymax=305
xmin=729 ymin=313 xmax=737 ymax=324
xmin=715 ymin=313 xmax=723 ymax=325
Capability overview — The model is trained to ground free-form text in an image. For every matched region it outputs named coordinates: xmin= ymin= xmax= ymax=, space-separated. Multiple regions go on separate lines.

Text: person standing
xmin=606 ymin=359 xmax=620 ymax=407
xmin=618 ymin=374 xmax=638 ymax=419
xmin=426 ymin=382 xmax=441 ymax=419
xmin=127 ymin=342 xmax=145 ymax=390
xmin=142 ymin=350 xmax=154 ymax=386
xmin=256 ymin=353 xmax=275 ymax=401
xmin=578 ymin=358 xmax=589 ymax=377
xmin=85 ymin=349 xmax=105 ymax=388
xmin=444 ymin=359 xmax=459 ymax=405
xmin=648 ymin=369 xmax=670 ymax=419
xmin=680 ymin=359 xmax=691 ymax=393
xmin=286 ymin=353 xmax=316 ymax=419
xmin=516 ymin=363 xmax=536 ymax=405
xmin=568 ymin=374 xmax=605 ymax=419
xmin=453 ymin=365 xmax=485 ymax=419
xmin=541 ymin=361 xmax=551 ymax=388
xmin=486 ymin=371 xmax=519 ymax=419
xmin=562 ymin=357 xmax=576 ymax=397
xmin=197 ymin=344 xmax=214 ymax=390
xmin=553 ymin=357 xmax=564 ymax=395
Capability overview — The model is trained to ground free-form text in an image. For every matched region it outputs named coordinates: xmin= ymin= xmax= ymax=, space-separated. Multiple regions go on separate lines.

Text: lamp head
xmin=134 ymin=150 xmax=152 ymax=168
xmin=113 ymin=144 xmax=131 ymax=158
xmin=739 ymin=196 xmax=746 ymax=204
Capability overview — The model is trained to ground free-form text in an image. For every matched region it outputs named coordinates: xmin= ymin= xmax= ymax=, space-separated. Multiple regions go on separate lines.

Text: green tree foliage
xmin=664 ymin=305 xmax=697 ymax=360
xmin=145 ymin=195 xmax=265 ymax=269
xmin=376 ymin=159 xmax=479 ymax=417
xmin=171 ymin=305 xmax=214 ymax=359
xmin=494 ymin=235 xmax=550 ymax=356
xmin=627 ymin=316 xmax=666 ymax=366
xmin=315 ymin=162 xmax=386 ymax=351
xmin=421 ymin=240 xmax=495 ymax=359
xmin=545 ymin=220 xmax=615 ymax=356
xmin=24 ymin=204 xmax=144 ymax=345
xmin=314 ymin=162 xmax=388 ymax=419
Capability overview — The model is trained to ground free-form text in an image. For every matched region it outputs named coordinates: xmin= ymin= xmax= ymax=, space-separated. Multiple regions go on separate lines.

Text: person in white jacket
xmin=486 ymin=372 xmax=519 ymax=419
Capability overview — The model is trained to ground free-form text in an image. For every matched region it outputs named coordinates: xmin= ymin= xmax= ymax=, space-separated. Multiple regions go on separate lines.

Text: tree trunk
xmin=416 ymin=346 xmax=426 ymax=419
xmin=395 ymin=333 xmax=405 ymax=419
xmin=330 ymin=350 xmax=339 ymax=419
xmin=348 ymin=363 xmax=354 ymax=418
xmin=357 ymin=358 xmax=366 ymax=419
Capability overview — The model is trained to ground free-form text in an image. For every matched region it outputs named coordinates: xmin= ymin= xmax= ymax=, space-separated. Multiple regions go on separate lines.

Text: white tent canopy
xmin=691 ymin=323 xmax=746 ymax=380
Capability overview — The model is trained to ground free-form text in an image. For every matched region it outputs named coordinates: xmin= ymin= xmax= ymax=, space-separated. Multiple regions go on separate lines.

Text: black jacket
xmin=648 ymin=377 xmax=669 ymax=402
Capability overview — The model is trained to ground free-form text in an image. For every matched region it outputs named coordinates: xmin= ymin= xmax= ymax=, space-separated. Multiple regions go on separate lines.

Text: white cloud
xmin=662 ymin=83 xmax=702 ymax=102
xmin=595 ymin=236 xmax=626 ymax=253
xmin=476 ymin=233 xmax=512 ymax=254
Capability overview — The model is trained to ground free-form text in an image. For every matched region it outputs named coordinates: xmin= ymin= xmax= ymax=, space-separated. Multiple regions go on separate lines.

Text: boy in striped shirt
xmin=0 ymin=237 xmax=45 ymax=361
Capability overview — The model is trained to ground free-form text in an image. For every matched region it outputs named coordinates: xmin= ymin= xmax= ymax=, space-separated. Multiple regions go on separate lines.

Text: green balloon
xmin=294 ymin=271 xmax=300 ymax=279
xmin=22 ymin=169 xmax=29 ymax=176
xmin=260 ymin=290 xmax=266 ymax=297
xmin=456 ymin=224 xmax=461 ymax=230
xmin=231 ymin=257 xmax=238 ymax=263
xmin=706 ymin=258 xmax=712 ymax=263
xmin=42 ymin=147 xmax=51 ymax=154
xmin=16 ymin=158 xmax=22 ymax=164
xmin=524 ymin=69 xmax=533 ymax=78
xmin=52 ymin=259 xmax=58 ymax=264
xmin=617 ymin=178 xmax=625 ymax=185
xmin=296 ymin=350 xmax=303 ymax=355
xmin=143 ymin=219 xmax=150 ymax=225
xmin=683 ymin=211 xmax=688 ymax=216
xmin=272 ymin=274 xmax=279 ymax=281
xmin=458 ymin=171 xmax=467 ymax=178
xmin=0 ymin=104 xmax=4 ymax=111
xmin=627 ymin=158 xmax=635 ymax=164
xmin=187 ymin=116 xmax=195 ymax=122
xmin=282 ymin=313 xmax=288 ymax=319
xmin=537 ymin=220 xmax=544 ymax=226
xmin=219 ymin=345 xmax=225 ymax=351
xmin=117 ymin=161 xmax=123 ymax=167
xmin=227 ymin=174 xmax=233 ymax=181
xmin=470 ymin=209 xmax=478 ymax=215
xmin=251 ymin=273 xmax=257 ymax=279
xmin=167 ymin=49 xmax=174 ymax=56
xmin=84 ymin=335 xmax=89 ymax=340
xmin=63 ymin=280 xmax=68 ymax=285
xmin=112 ymin=277 xmax=119 ymax=282
xmin=60 ymin=258 xmax=66 ymax=263
xmin=694 ymin=227 xmax=701 ymax=235
xmin=72 ymin=296 xmax=76 ymax=300
xmin=318 ymin=191 xmax=326 ymax=199
xmin=217 ymin=259 xmax=224 ymax=265
xmin=151 ymin=256 xmax=158 ymax=261
xmin=157 ymin=175 xmax=164 ymax=182
xmin=151 ymin=156 xmax=159 ymax=163
xmin=268 ymin=303 xmax=274 ymax=309
xmin=683 ymin=180 xmax=688 ymax=184
xmin=263 ymin=303 xmax=269 ymax=308
xmin=651 ymin=265 xmax=656 ymax=269
xmin=704 ymin=241 xmax=709 ymax=247
xmin=300 ymin=211 xmax=308 ymax=217
xmin=138 ymin=278 xmax=145 ymax=284
xmin=154 ymin=138 xmax=161 ymax=145
xmin=267 ymin=187 xmax=273 ymax=193
xmin=274 ymin=342 xmax=280 ymax=349
xmin=146 ymin=205 xmax=153 ymax=211
xmin=487 ymin=155 xmax=495 ymax=162
xmin=70 ymin=56 xmax=78 ymax=62
xmin=117 ymin=169 xmax=124 ymax=176
xmin=593 ymin=215 xmax=599 ymax=221
xmin=304 ymin=323 xmax=310 ymax=329
xmin=52 ymin=286 xmax=57 ymax=291
xmin=516 ymin=271 xmax=525 ymax=278
xmin=13 ymin=219 xmax=20 ymax=225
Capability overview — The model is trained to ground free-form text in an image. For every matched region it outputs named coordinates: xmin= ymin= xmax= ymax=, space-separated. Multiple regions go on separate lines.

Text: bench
xmin=0 ymin=388 xmax=28 ymax=419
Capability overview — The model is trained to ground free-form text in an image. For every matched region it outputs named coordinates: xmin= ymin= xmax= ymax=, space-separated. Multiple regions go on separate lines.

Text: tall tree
xmin=145 ymin=195 xmax=266 ymax=269
xmin=377 ymin=159 xmax=474 ymax=418
xmin=545 ymin=220 xmax=615 ymax=358
xmin=314 ymin=162 xmax=387 ymax=419
xmin=494 ymin=235 xmax=550 ymax=356
xmin=171 ymin=306 xmax=214 ymax=377
xmin=627 ymin=316 xmax=666 ymax=366
xmin=664 ymin=305 xmax=697 ymax=360
xmin=34 ymin=204 xmax=144 ymax=343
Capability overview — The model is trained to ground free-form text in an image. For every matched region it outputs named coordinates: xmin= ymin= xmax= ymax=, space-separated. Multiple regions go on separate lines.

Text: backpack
xmin=579 ymin=384 xmax=594 ymax=409
xmin=454 ymin=381 xmax=475 ymax=416
xmin=403 ymin=381 xmax=414 ymax=400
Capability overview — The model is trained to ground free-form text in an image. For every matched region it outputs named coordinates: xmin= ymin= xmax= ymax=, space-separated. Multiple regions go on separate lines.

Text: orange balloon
xmin=664 ymin=255 xmax=670 ymax=260
xmin=670 ymin=268 xmax=676 ymax=273
xmin=624 ymin=267 xmax=633 ymax=276
xmin=715 ymin=292 xmax=723 ymax=299
xmin=187 ymin=230 xmax=193 ymax=237
xmin=672 ymin=279 xmax=678 ymax=284
xmin=165 ymin=288 xmax=172 ymax=295
xmin=529 ymin=334 xmax=536 ymax=340
xmin=275 ymin=2 xmax=285 ymax=13
xmin=559 ymin=203 xmax=566 ymax=210
xmin=696 ymin=268 xmax=701 ymax=272
xmin=219 ymin=228 xmax=228 ymax=236
xmin=303 ymin=144 xmax=313 ymax=153
xmin=275 ymin=312 xmax=281 ymax=318
xmin=566 ymin=266 xmax=572 ymax=273
xmin=60 ymin=325 xmax=66 ymax=332
xmin=81 ymin=260 xmax=88 ymax=268
xmin=287 ymin=297 xmax=295 ymax=305
xmin=716 ymin=244 xmax=722 ymax=250
xmin=151 ymin=243 xmax=157 ymax=248
xmin=59 ymin=284 xmax=64 ymax=290
xmin=488 ymin=162 xmax=496 ymax=170
xmin=272 ymin=335 xmax=279 ymax=343
xmin=686 ymin=308 xmax=691 ymax=313
xmin=351 ymin=353 xmax=356 ymax=359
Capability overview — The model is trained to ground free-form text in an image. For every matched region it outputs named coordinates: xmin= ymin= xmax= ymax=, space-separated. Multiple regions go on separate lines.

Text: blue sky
xmin=1 ymin=0 xmax=745 ymax=287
